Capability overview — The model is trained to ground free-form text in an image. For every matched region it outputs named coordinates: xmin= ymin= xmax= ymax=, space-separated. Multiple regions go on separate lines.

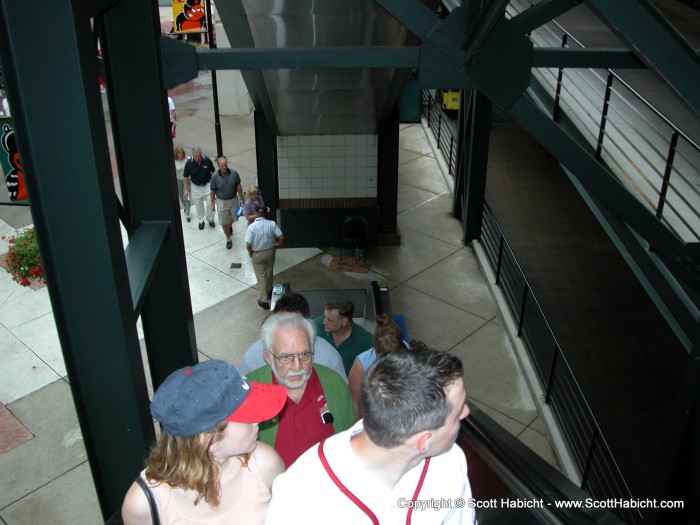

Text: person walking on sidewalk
xmin=173 ymin=145 xmax=191 ymax=222
xmin=245 ymin=206 xmax=284 ymax=310
xmin=183 ymin=146 xmax=216 ymax=230
xmin=210 ymin=156 xmax=244 ymax=249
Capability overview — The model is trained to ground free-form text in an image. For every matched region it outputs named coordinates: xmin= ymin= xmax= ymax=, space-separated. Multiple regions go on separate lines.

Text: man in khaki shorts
xmin=210 ymin=156 xmax=244 ymax=249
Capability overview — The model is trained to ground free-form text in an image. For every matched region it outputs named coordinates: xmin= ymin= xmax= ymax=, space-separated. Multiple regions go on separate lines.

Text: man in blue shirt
xmin=183 ymin=146 xmax=216 ymax=230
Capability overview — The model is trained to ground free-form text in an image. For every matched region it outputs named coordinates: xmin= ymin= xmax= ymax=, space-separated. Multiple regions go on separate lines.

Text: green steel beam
xmin=374 ymin=0 xmax=443 ymax=42
xmin=461 ymin=0 xmax=511 ymax=67
xmin=502 ymin=90 xmax=683 ymax=259
xmin=102 ymin=0 xmax=198 ymax=392
xmin=195 ymin=46 xmax=421 ymax=70
xmin=377 ymin=106 xmax=400 ymax=234
xmin=510 ymin=0 xmax=581 ymax=34
xmin=82 ymin=0 xmax=122 ymax=18
xmin=214 ymin=0 xmax=280 ymax=135
xmin=254 ymin=109 xmax=277 ymax=217
xmin=163 ymin=41 xmax=654 ymax=77
xmin=160 ymin=35 xmax=198 ymax=89
xmin=0 ymin=0 xmax=154 ymax=518
xmin=452 ymin=91 xmax=470 ymax=223
xmin=565 ymin=168 xmax=698 ymax=351
xmin=462 ymin=91 xmax=492 ymax=244
xmin=124 ymin=222 xmax=170 ymax=314
xmin=585 ymin=0 xmax=700 ymax=117
xmin=533 ymin=48 xmax=645 ymax=69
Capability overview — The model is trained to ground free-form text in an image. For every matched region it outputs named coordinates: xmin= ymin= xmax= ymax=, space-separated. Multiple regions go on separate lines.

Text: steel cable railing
xmin=421 ymin=90 xmax=459 ymax=175
xmin=479 ymin=202 xmax=641 ymax=524
xmin=507 ymin=0 xmax=700 ymax=242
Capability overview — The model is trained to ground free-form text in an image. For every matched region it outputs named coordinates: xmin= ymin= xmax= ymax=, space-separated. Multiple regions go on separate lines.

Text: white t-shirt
xmin=167 ymin=96 xmax=175 ymax=122
xmin=266 ymin=421 xmax=476 ymax=524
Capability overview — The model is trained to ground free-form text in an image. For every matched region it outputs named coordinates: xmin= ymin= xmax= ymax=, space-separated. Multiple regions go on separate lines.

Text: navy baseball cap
xmin=150 ymin=360 xmax=286 ymax=436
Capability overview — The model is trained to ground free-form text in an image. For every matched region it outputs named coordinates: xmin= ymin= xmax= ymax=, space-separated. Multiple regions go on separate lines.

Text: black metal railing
xmin=507 ymin=0 xmax=700 ymax=242
xmin=480 ymin=201 xmax=640 ymax=524
xmin=421 ymin=90 xmax=459 ymax=176
xmin=460 ymin=405 xmax=626 ymax=525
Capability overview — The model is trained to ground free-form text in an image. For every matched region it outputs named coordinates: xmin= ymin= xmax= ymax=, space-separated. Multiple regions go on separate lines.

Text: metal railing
xmin=480 ymin=201 xmax=640 ymax=524
xmin=421 ymin=90 xmax=459 ymax=176
xmin=507 ymin=0 xmax=700 ymax=242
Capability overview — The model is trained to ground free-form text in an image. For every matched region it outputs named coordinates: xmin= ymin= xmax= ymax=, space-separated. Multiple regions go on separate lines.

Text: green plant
xmin=4 ymin=228 xmax=45 ymax=287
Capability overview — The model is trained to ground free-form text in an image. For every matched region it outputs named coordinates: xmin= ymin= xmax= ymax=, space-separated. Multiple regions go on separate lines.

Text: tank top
xmin=144 ymin=452 xmax=271 ymax=525
xmin=174 ymin=158 xmax=187 ymax=180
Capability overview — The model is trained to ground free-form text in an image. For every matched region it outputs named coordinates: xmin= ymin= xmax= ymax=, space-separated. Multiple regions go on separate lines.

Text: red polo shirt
xmin=273 ymin=369 xmax=335 ymax=467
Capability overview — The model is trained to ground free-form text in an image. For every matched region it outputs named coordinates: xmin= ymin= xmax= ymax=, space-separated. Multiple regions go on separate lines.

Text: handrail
xmin=506 ymin=0 xmax=700 ymax=242
xmin=421 ymin=90 xmax=459 ymax=176
xmin=461 ymin=405 xmax=626 ymax=525
xmin=479 ymin=201 xmax=640 ymax=524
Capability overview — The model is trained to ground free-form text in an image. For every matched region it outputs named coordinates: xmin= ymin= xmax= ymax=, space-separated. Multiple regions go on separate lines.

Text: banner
xmin=172 ymin=0 xmax=207 ymax=34
xmin=1 ymin=117 xmax=27 ymax=203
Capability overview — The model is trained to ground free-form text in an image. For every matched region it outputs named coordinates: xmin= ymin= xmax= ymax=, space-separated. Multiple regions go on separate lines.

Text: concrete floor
xmin=0 ymin=72 xmax=559 ymax=524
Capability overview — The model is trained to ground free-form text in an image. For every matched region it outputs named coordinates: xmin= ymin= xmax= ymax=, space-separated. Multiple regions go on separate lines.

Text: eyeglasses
xmin=267 ymin=350 xmax=314 ymax=365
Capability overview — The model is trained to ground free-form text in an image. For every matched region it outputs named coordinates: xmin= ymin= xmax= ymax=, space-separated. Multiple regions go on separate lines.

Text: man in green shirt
xmin=314 ymin=298 xmax=373 ymax=375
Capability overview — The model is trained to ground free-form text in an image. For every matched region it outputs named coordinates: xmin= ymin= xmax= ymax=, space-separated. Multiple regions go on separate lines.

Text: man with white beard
xmin=244 ymin=313 xmax=355 ymax=467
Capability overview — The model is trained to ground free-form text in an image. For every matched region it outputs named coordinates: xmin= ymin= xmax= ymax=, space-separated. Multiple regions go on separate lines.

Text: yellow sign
xmin=172 ymin=0 xmax=207 ymax=33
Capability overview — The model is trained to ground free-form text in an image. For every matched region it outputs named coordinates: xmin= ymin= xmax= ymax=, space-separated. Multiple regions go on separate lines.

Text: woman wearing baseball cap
xmin=121 ymin=360 xmax=287 ymax=525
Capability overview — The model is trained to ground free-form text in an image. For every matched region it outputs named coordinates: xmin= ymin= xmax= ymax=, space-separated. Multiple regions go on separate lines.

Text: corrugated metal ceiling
xmin=217 ymin=0 xmax=436 ymax=135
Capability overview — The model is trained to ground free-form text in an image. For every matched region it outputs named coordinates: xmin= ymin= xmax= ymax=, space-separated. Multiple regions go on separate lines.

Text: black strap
xmin=135 ymin=476 xmax=161 ymax=525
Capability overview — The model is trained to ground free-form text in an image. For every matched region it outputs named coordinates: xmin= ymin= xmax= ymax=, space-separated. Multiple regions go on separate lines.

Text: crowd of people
xmin=121 ymin=294 xmax=475 ymax=524
xmin=147 ymin=101 xmax=474 ymax=524
xmin=173 ymin=138 xmax=283 ymax=311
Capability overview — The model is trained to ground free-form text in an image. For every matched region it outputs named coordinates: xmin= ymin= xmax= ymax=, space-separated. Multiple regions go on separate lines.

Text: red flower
xmin=3 ymin=228 xmax=45 ymax=287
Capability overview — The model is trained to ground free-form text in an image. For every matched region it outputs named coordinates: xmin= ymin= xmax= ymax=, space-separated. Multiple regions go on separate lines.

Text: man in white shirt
xmin=266 ymin=347 xmax=475 ymax=524
xmin=167 ymin=96 xmax=176 ymax=137
xmin=245 ymin=206 xmax=284 ymax=310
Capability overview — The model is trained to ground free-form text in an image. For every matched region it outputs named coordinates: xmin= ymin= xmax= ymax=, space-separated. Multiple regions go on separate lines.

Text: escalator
xmin=298 ymin=281 xmax=626 ymax=524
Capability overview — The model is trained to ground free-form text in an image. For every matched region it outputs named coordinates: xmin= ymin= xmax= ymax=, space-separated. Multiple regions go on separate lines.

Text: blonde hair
xmin=144 ymin=420 xmax=250 ymax=506
xmin=373 ymin=314 xmax=403 ymax=356
xmin=246 ymin=185 xmax=260 ymax=197
xmin=174 ymin=145 xmax=186 ymax=159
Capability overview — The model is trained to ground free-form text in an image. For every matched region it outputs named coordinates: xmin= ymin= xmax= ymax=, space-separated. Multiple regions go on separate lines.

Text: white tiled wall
xmin=277 ymin=134 xmax=378 ymax=199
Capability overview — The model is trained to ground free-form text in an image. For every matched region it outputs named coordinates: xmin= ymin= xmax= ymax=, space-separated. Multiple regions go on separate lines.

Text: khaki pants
xmin=251 ymin=248 xmax=276 ymax=302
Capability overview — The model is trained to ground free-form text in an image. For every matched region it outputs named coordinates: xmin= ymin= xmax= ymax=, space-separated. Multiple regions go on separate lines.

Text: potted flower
xmin=3 ymin=227 xmax=45 ymax=287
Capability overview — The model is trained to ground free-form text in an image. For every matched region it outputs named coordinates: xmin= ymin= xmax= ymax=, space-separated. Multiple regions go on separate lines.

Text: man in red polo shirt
xmin=244 ymin=313 xmax=355 ymax=467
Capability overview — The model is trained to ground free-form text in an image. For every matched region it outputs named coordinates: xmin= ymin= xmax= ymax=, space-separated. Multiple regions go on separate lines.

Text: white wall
xmin=277 ymin=134 xmax=378 ymax=199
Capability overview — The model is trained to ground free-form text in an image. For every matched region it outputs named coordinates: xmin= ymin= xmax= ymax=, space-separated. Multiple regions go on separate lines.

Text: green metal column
xmin=254 ymin=109 xmax=277 ymax=214
xmin=378 ymin=105 xmax=400 ymax=234
xmin=463 ymin=90 xmax=492 ymax=244
xmin=0 ymin=0 xmax=154 ymax=518
xmin=452 ymin=90 xmax=470 ymax=222
xmin=101 ymin=0 xmax=197 ymax=388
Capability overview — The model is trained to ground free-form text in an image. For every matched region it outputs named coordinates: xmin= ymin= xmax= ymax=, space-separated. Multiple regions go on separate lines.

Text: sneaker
xmin=226 ymin=239 xmax=232 ymax=249
xmin=198 ymin=222 xmax=205 ymax=230
xmin=209 ymin=220 xmax=215 ymax=227
xmin=186 ymin=216 xmax=191 ymax=222
xmin=257 ymin=300 xmax=270 ymax=310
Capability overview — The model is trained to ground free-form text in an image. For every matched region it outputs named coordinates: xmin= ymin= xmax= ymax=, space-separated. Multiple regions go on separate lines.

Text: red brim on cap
xmin=226 ymin=381 xmax=287 ymax=423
